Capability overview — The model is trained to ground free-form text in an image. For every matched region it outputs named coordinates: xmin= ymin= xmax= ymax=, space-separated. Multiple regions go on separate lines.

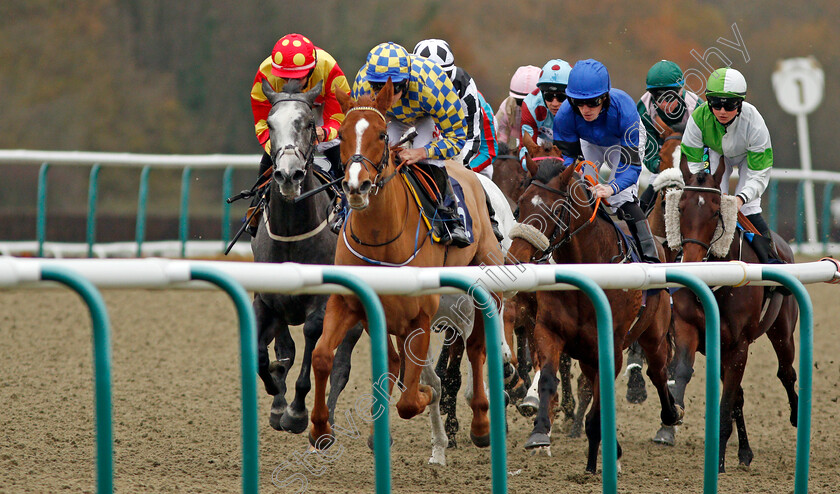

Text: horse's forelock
xmin=532 ymin=158 xmax=566 ymax=184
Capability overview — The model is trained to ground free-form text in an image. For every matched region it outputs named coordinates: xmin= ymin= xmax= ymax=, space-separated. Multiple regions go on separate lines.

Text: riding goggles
xmin=369 ymin=80 xmax=408 ymax=96
xmin=542 ymin=91 xmax=566 ymax=104
xmin=707 ymin=96 xmax=742 ymax=112
xmin=569 ymin=95 xmax=606 ymax=108
xmin=649 ymin=88 xmax=678 ymax=102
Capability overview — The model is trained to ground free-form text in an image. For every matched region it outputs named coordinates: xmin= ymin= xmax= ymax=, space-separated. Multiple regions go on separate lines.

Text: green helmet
xmin=705 ymin=67 xmax=747 ymax=99
xmin=646 ymin=60 xmax=684 ymax=89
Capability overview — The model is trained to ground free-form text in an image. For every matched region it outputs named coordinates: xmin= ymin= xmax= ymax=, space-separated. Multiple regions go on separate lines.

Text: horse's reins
xmin=527 ymin=160 xmax=608 ymax=263
xmin=679 ymin=185 xmax=727 ymax=261
xmin=341 ymin=106 xmax=400 ymax=193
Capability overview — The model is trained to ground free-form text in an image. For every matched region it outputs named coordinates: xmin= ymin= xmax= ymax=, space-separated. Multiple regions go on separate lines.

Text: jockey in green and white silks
xmin=681 ymin=68 xmax=772 ymax=225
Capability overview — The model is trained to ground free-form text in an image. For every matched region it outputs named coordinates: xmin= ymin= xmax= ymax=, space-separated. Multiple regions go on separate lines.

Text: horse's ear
xmin=302 ymin=80 xmax=323 ymax=107
xmin=679 ymin=152 xmax=692 ymax=184
xmin=262 ymin=79 xmax=280 ymax=106
xmin=558 ymin=158 xmax=576 ymax=185
xmin=521 ymin=132 xmax=539 ymax=158
xmin=336 ymin=89 xmax=353 ymax=115
xmin=524 ymin=154 xmax=538 ymax=177
xmin=374 ymin=78 xmax=394 ymax=115
xmin=712 ymin=155 xmax=726 ymax=189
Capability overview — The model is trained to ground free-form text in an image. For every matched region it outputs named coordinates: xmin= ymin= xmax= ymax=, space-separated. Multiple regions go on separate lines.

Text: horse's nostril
xmin=359 ymin=180 xmax=372 ymax=194
xmin=291 ymin=170 xmax=305 ymax=183
xmin=341 ymin=180 xmax=351 ymax=194
xmin=274 ymin=169 xmax=289 ymax=182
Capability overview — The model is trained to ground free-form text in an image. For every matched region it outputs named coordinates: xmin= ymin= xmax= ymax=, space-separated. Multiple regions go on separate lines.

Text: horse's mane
xmin=282 ymin=78 xmax=304 ymax=95
xmin=531 ymin=158 xmax=566 ymax=184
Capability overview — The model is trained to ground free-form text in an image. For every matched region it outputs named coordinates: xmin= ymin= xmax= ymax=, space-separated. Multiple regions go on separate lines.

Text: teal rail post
xmin=40 ymin=265 xmax=113 ymax=493
xmin=37 ymin=163 xmax=50 ymax=257
xmin=438 ymin=273 xmax=507 ymax=494
xmin=321 ymin=269 xmax=390 ymax=494
xmin=179 ymin=167 xmax=193 ymax=258
xmin=796 ymin=181 xmax=805 ymax=245
xmin=189 ymin=266 xmax=259 ymax=494
xmin=761 ymin=268 xmax=813 ymax=494
xmin=135 ymin=166 xmax=151 ymax=258
xmin=86 ymin=164 xmax=101 ymax=258
xmin=665 ymin=270 xmax=721 ymax=494
xmin=768 ymin=180 xmax=778 ymax=233
xmin=222 ymin=166 xmax=234 ymax=249
xmin=553 ymin=271 xmax=615 ymax=494
xmin=822 ymin=182 xmax=834 ymax=252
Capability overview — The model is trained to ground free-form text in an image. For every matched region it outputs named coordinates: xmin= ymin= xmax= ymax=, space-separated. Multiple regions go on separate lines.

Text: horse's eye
xmin=379 ymin=131 xmax=386 ymax=140
xmin=338 ymin=132 xmax=344 ymax=141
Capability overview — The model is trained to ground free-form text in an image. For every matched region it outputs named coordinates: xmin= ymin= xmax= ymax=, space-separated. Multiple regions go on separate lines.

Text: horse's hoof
xmin=308 ymin=432 xmax=335 ymax=451
xmin=529 ymin=445 xmax=552 ymax=457
xmin=524 ymin=432 xmax=551 ymax=450
xmin=367 ymin=434 xmax=394 ymax=451
xmin=625 ymin=367 xmax=647 ymax=404
xmin=507 ymin=381 xmax=528 ymax=404
xmin=470 ymin=432 xmax=491 ymax=448
xmin=517 ymin=396 xmax=539 ymax=417
xmin=278 ymin=408 xmax=309 ymax=434
xmin=429 ymin=445 xmax=446 ymax=466
xmin=269 ymin=400 xmax=287 ymax=431
xmin=447 ymin=436 xmax=458 ymax=449
xmin=738 ymin=449 xmax=754 ymax=468
xmin=652 ymin=425 xmax=676 ymax=446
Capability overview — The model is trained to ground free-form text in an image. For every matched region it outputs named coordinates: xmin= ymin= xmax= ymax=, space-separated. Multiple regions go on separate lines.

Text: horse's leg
xmin=396 ymin=314 xmax=436 ymax=420
xmin=465 ymin=307 xmax=491 ymax=447
xmin=442 ymin=331 xmax=464 ymax=448
xmin=422 ymin=346 xmax=448 ymax=465
xmin=434 ymin=327 xmax=453 ymax=413
xmin=366 ymin=333 xmax=402 ymax=451
xmin=570 ymin=371 xmax=592 ymax=439
xmin=636 ymin=300 xmax=683 ymax=432
xmin=718 ymin=343 xmax=750 ymax=473
xmin=279 ymin=305 xmax=324 ymax=434
xmin=309 ymin=295 xmax=361 ymax=449
xmin=766 ymin=300 xmax=799 ymax=427
xmin=625 ymin=341 xmax=648 ymax=404
xmin=580 ymin=363 xmax=622 ymax=474
xmin=523 ymin=319 xmax=560 ymax=455
xmin=502 ymin=300 xmax=527 ymax=403
xmin=654 ymin=311 xmax=699 ymax=445
xmin=557 ymin=351 xmax=576 ymax=432
xmin=732 ymin=384 xmax=753 ymax=468
xmin=327 ymin=323 xmax=364 ymax=426
xmin=254 ymin=297 xmax=280 ymax=396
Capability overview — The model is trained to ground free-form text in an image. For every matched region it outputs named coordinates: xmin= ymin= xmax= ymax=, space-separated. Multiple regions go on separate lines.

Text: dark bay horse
xmin=251 ymin=79 xmax=359 ymax=434
xmin=665 ymin=157 xmax=799 ymax=471
xmin=308 ymin=81 xmax=507 ymax=465
xmin=508 ymin=158 xmax=682 ymax=473
xmin=491 ymin=141 xmax=528 ymax=211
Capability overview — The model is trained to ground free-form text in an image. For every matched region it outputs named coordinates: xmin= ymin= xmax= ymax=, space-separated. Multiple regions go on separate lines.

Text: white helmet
xmin=413 ymin=38 xmax=455 ymax=79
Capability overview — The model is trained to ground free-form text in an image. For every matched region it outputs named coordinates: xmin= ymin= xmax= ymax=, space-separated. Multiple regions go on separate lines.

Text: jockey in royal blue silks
xmin=552 ymin=59 xmax=659 ymax=263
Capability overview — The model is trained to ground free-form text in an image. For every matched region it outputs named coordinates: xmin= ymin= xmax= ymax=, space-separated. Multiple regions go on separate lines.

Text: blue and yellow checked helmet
xmin=365 ymin=42 xmax=411 ymax=83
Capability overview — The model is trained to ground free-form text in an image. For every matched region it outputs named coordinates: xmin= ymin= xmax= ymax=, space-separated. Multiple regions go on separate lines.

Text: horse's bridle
xmin=679 ymin=185 xmax=726 ymax=261
xmin=525 ymin=163 xmax=600 ymax=263
xmin=270 ymin=98 xmax=318 ymax=172
xmin=341 ymin=106 xmax=398 ymax=192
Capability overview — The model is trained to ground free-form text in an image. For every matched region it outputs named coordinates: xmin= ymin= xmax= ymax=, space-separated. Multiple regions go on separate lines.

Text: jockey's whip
xmin=226 ymin=167 xmax=273 ymax=204
xmin=224 ymin=194 xmax=265 ymax=255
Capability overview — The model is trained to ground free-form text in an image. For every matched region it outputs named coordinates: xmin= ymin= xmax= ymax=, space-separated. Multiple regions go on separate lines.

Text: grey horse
xmin=252 ymin=79 xmax=360 ymax=433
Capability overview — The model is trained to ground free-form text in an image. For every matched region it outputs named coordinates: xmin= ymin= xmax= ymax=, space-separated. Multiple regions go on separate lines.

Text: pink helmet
xmin=509 ymin=65 xmax=541 ymax=99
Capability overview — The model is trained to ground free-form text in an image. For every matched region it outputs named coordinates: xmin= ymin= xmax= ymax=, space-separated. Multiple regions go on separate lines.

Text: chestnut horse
xmin=508 ymin=158 xmax=682 ymax=473
xmin=665 ymin=157 xmax=799 ymax=471
xmin=308 ymin=80 xmax=506 ymax=465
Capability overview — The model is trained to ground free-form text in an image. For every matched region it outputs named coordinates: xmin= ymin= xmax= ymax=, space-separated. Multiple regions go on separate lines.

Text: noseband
xmin=679 ymin=185 xmax=725 ymax=261
xmin=271 ymin=98 xmax=318 ymax=170
xmin=342 ymin=106 xmax=397 ymax=191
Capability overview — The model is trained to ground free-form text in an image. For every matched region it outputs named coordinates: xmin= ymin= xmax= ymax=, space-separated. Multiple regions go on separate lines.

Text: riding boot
xmin=484 ymin=191 xmax=505 ymax=242
xmin=639 ymin=185 xmax=656 ymax=216
xmin=328 ymin=197 xmax=346 ymax=234
xmin=620 ymin=201 xmax=660 ymax=263
xmin=630 ymin=219 xmax=661 ymax=263
xmin=422 ymin=163 xmax=469 ymax=248
xmin=323 ymin=144 xmax=344 ymax=181
xmin=246 ymin=153 xmax=273 ymax=237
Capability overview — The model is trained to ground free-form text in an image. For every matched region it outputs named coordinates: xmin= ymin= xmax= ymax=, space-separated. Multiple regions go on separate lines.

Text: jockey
xmin=412 ymin=39 xmax=499 ymax=179
xmin=494 ymin=65 xmax=541 ymax=149
xmin=246 ymin=33 xmax=350 ymax=236
xmin=412 ymin=39 xmax=504 ymax=241
xmin=637 ymin=60 xmax=703 ymax=212
xmin=520 ymin=59 xmax=573 ymax=169
xmin=681 ymin=67 xmax=776 ymax=262
xmin=553 ymin=59 xmax=659 ymax=263
xmin=353 ymin=42 xmax=471 ymax=247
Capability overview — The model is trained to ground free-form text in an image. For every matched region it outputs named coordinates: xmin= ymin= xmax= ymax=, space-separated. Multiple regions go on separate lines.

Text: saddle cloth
xmin=401 ymin=164 xmax=475 ymax=245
